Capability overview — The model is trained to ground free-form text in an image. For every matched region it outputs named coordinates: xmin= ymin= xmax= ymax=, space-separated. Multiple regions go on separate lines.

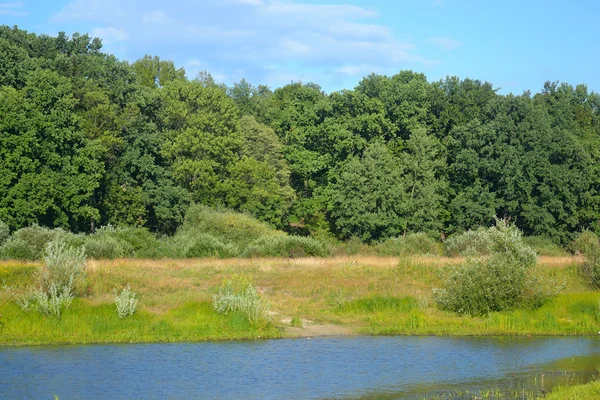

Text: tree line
xmin=1 ymin=26 xmax=599 ymax=244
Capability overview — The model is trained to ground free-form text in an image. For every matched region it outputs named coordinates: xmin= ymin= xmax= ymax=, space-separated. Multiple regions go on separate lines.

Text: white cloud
xmin=0 ymin=1 xmax=27 ymax=16
xmin=142 ymin=10 xmax=169 ymax=26
xmin=427 ymin=37 xmax=461 ymax=50
xmin=90 ymin=27 xmax=128 ymax=44
xmin=51 ymin=0 xmax=437 ymax=90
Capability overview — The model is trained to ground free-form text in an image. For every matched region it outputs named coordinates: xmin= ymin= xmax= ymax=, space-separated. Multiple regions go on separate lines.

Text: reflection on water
xmin=1 ymin=336 xmax=599 ymax=400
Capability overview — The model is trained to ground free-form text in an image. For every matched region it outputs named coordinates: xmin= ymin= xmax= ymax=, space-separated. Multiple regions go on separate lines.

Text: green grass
xmin=543 ymin=380 xmax=600 ymax=399
xmin=358 ymin=292 xmax=600 ymax=336
xmin=0 ymin=299 xmax=280 ymax=346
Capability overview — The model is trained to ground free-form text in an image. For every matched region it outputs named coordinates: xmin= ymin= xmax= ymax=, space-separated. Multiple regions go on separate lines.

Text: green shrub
xmin=182 ymin=205 xmax=280 ymax=247
xmin=0 ymin=225 xmax=75 ymax=260
xmin=19 ymin=240 xmax=86 ymax=319
xmin=444 ymin=227 xmax=493 ymax=256
xmin=213 ymin=276 xmax=270 ymax=328
xmin=242 ymin=235 xmax=329 ymax=258
xmin=114 ymin=285 xmax=138 ymax=318
xmin=0 ymin=220 xmax=9 ymax=246
xmin=434 ymin=218 xmax=557 ymax=316
xmin=522 ymin=236 xmax=567 ymax=256
xmin=84 ymin=234 xmax=128 ymax=259
xmin=181 ymin=232 xmax=239 ymax=258
xmin=571 ymin=231 xmax=599 ymax=255
xmin=579 ymin=235 xmax=600 ymax=289
xmin=375 ymin=233 xmax=441 ymax=256
xmin=111 ymin=227 xmax=159 ymax=257
xmin=1 ymin=237 xmax=37 ymax=260
xmin=332 ymin=237 xmax=374 ymax=256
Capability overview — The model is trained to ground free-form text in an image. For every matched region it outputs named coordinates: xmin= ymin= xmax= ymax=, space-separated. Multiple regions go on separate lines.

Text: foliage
xmin=178 ymin=232 xmax=239 ymax=259
xmin=114 ymin=285 xmax=138 ymax=318
xmin=571 ymin=231 xmax=600 ymax=255
xmin=434 ymin=219 xmax=557 ymax=316
xmin=579 ymin=234 xmax=600 ymax=288
xmin=242 ymin=235 xmax=329 ymax=258
xmin=330 ymin=141 xmax=406 ymax=242
xmin=0 ymin=219 xmax=8 ymax=246
xmin=522 ymin=236 xmax=567 ymax=256
xmin=375 ymin=233 xmax=441 ymax=256
xmin=444 ymin=228 xmax=493 ymax=257
xmin=0 ymin=26 xmax=599 ymax=245
xmin=19 ymin=239 xmax=86 ymax=319
xmin=213 ymin=276 xmax=270 ymax=327
xmin=182 ymin=204 xmax=280 ymax=247
xmin=0 ymin=225 xmax=75 ymax=260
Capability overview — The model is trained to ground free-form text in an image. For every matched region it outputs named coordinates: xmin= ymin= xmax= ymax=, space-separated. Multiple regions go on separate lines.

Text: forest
xmin=1 ymin=25 xmax=600 ymax=246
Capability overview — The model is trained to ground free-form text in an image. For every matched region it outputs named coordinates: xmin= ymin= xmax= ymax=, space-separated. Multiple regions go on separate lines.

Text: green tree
xmin=330 ymin=142 xmax=406 ymax=242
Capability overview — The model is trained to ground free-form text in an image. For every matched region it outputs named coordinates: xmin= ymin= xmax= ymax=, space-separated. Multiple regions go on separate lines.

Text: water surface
xmin=1 ymin=336 xmax=599 ymax=399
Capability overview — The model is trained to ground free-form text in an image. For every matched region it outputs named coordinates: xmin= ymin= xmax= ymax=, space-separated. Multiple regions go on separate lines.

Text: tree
xmin=330 ymin=142 xmax=406 ymax=242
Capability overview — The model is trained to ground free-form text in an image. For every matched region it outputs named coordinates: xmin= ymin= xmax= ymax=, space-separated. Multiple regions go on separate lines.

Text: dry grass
xmin=60 ymin=255 xmax=587 ymax=323
xmin=1 ymin=255 xmax=594 ymax=343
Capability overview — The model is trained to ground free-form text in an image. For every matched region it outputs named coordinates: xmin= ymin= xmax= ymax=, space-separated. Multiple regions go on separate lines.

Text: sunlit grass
xmin=0 ymin=255 xmax=596 ymax=345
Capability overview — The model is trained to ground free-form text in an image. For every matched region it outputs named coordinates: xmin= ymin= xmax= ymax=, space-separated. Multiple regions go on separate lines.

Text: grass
xmin=0 ymin=255 xmax=596 ymax=345
xmin=544 ymin=380 xmax=600 ymax=399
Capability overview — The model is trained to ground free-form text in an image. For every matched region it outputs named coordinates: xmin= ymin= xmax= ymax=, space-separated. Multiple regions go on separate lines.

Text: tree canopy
xmin=1 ymin=26 xmax=599 ymax=244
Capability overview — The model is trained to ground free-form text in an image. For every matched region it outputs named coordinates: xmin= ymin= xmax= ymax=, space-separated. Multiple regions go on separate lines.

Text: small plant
xmin=114 ymin=285 xmax=138 ymax=319
xmin=19 ymin=239 xmax=86 ymax=319
xmin=213 ymin=275 xmax=270 ymax=327
xmin=290 ymin=316 xmax=302 ymax=327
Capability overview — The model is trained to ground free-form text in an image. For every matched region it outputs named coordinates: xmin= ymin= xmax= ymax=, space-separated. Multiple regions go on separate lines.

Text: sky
xmin=1 ymin=0 xmax=599 ymax=94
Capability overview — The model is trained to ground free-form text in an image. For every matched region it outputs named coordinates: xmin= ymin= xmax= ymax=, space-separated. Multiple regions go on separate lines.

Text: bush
xmin=579 ymin=234 xmax=600 ymax=289
xmin=0 ymin=220 xmax=9 ymax=246
xmin=111 ymin=227 xmax=159 ymax=257
xmin=182 ymin=205 xmax=280 ymax=247
xmin=242 ymin=235 xmax=329 ymax=258
xmin=114 ymin=285 xmax=138 ymax=318
xmin=444 ymin=228 xmax=493 ymax=257
xmin=84 ymin=234 xmax=128 ymax=259
xmin=571 ymin=231 xmax=599 ymax=255
xmin=522 ymin=236 xmax=567 ymax=256
xmin=332 ymin=236 xmax=374 ymax=256
xmin=1 ymin=237 xmax=37 ymax=260
xmin=434 ymin=218 xmax=556 ymax=316
xmin=375 ymin=233 xmax=441 ymax=256
xmin=19 ymin=240 xmax=86 ymax=319
xmin=213 ymin=276 xmax=270 ymax=327
xmin=180 ymin=232 xmax=239 ymax=258
xmin=0 ymin=225 xmax=75 ymax=260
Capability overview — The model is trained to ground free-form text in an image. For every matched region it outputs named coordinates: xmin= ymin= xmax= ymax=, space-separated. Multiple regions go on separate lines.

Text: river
xmin=1 ymin=336 xmax=600 ymax=399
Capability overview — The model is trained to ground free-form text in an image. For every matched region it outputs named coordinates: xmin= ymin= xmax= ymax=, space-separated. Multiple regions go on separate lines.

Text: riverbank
xmin=0 ymin=255 xmax=598 ymax=345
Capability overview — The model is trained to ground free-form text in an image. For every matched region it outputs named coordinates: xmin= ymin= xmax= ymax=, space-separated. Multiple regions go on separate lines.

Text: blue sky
xmin=1 ymin=0 xmax=598 ymax=94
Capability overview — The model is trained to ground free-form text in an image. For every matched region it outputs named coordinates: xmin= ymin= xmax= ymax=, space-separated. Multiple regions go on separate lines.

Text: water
xmin=1 ymin=336 xmax=599 ymax=399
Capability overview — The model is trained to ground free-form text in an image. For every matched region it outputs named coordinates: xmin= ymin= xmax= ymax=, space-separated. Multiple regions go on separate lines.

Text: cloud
xmin=90 ymin=27 xmax=129 ymax=44
xmin=0 ymin=1 xmax=27 ymax=16
xmin=427 ymin=37 xmax=461 ymax=50
xmin=51 ymin=0 xmax=436 ymax=91
xmin=142 ymin=10 xmax=169 ymax=26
